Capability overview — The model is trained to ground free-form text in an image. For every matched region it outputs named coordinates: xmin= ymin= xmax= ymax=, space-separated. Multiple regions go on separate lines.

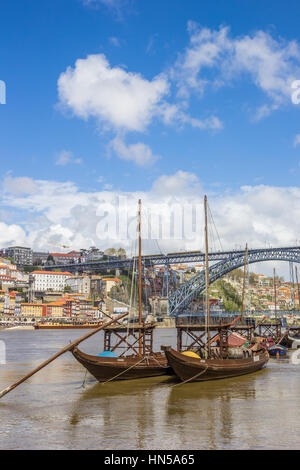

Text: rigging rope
xmin=100 ymin=356 xmax=147 ymax=384
xmin=172 ymin=364 xmax=209 ymax=387
xmin=207 ymin=202 xmax=223 ymax=253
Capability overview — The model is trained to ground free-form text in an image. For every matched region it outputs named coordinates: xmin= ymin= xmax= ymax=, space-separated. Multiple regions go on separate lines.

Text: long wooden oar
xmin=0 ymin=312 xmax=128 ymax=399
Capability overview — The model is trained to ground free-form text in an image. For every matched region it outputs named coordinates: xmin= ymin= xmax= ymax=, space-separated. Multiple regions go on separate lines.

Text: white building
xmin=65 ymin=275 xmax=91 ymax=295
xmin=31 ymin=270 xmax=72 ymax=292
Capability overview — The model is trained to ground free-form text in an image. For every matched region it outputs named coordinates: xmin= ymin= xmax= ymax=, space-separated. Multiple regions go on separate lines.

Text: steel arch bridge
xmin=168 ymin=247 xmax=300 ymax=316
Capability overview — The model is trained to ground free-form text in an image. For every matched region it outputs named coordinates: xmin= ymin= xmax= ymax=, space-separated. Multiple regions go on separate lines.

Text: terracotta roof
xmin=46 ymin=302 xmax=64 ymax=307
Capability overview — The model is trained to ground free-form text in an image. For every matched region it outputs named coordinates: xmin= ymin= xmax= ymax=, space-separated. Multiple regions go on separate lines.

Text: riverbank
xmin=1 ymin=325 xmax=35 ymax=331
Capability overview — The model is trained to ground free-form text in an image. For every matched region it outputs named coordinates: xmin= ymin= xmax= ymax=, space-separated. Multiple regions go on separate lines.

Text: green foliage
xmin=249 ymin=272 xmax=258 ymax=285
xmin=104 ymin=247 xmax=127 ymax=258
xmin=211 ymin=279 xmax=242 ymax=311
xmin=23 ymin=266 xmax=39 ymax=273
xmin=104 ymin=248 xmax=116 ymax=256
xmin=227 ymin=268 xmax=244 ymax=282
xmin=116 ymin=248 xmax=127 ymax=258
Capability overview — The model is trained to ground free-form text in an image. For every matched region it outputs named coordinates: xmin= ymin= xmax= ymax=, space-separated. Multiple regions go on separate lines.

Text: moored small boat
xmin=161 ymin=196 xmax=269 ymax=384
xmin=268 ymin=345 xmax=288 ymax=357
xmin=71 ymin=200 xmax=172 ymax=382
xmin=162 ymin=345 xmax=269 ymax=383
xmin=34 ymin=322 xmax=103 ymax=329
xmin=71 ymin=347 xmax=172 ymax=382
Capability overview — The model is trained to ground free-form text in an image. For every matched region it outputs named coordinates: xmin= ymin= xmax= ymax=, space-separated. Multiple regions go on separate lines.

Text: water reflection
xmin=68 ymin=376 xmax=174 ymax=449
xmin=166 ymin=371 xmax=266 ymax=449
xmin=2 ymin=330 xmax=300 ymax=449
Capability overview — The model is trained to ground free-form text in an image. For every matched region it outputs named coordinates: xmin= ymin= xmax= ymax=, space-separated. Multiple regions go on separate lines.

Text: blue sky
xmin=1 ymin=0 xmax=300 ymax=274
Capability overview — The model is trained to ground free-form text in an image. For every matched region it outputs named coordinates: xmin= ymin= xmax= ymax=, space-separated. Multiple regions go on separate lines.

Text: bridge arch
xmin=168 ymin=248 xmax=300 ymax=316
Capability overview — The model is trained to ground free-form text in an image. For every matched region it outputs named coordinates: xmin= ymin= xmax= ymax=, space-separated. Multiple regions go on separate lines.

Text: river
xmin=0 ymin=328 xmax=299 ymax=450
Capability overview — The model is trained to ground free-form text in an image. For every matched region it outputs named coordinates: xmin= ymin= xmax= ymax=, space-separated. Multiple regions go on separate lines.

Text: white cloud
xmin=174 ymin=24 xmax=231 ymax=98
xmin=294 ymin=134 xmax=300 ymax=147
xmin=253 ymin=103 xmax=279 ymax=121
xmin=158 ymin=102 xmax=223 ymax=130
xmin=57 ymin=54 xmax=169 ymax=133
xmin=0 ymin=222 xmax=27 ymax=247
xmin=180 ymin=113 xmax=223 ymax=130
xmin=151 ymin=170 xmax=201 ymax=195
xmin=103 ymin=183 xmax=113 ymax=190
xmin=109 ymin=36 xmax=121 ymax=47
xmin=57 ymin=52 xmax=223 ymax=157
xmin=2 ymin=176 xmax=39 ymax=196
xmin=55 ymin=150 xmax=82 ymax=166
xmin=109 ymin=137 xmax=160 ymax=166
xmin=84 ymin=0 xmax=119 ymax=4
xmin=2 ymin=175 xmax=300 ymax=265
xmin=82 ymin=0 xmax=124 ymax=9
xmin=174 ymin=24 xmax=300 ymax=115
xmin=81 ymin=0 xmax=131 ymax=21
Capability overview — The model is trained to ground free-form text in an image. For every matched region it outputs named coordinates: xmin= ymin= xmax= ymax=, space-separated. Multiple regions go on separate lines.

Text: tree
xmin=116 ymin=247 xmax=127 ymax=258
xmin=104 ymin=248 xmax=116 ymax=256
xmin=47 ymin=255 xmax=54 ymax=265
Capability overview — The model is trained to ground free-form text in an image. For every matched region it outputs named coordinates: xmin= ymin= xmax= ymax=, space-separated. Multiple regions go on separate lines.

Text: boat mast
xmin=273 ymin=268 xmax=277 ymax=320
xmin=204 ymin=195 xmax=211 ymax=355
xmin=295 ymin=266 xmax=300 ymax=311
xmin=241 ymin=243 xmax=248 ymax=322
xmin=138 ymin=199 xmax=142 ymax=356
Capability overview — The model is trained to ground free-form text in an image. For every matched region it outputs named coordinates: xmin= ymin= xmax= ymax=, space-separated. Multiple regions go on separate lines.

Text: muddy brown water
xmin=0 ymin=328 xmax=299 ymax=450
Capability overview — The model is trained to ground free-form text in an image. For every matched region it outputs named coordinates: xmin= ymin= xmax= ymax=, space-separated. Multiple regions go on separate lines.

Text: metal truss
xmin=41 ymin=246 xmax=300 ymax=273
xmin=168 ymin=247 xmax=300 ymax=316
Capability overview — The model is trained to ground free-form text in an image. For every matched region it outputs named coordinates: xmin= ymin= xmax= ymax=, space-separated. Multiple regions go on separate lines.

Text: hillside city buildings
xmin=5 ymin=246 xmax=33 ymax=265
xmin=0 ymin=246 xmax=105 ymax=266
xmin=0 ymin=245 xmax=299 ymax=323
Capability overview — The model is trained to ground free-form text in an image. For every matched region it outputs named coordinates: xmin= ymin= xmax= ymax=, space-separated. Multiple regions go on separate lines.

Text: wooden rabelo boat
xmin=71 ymin=200 xmax=172 ymax=382
xmin=162 ymin=196 xmax=269 ymax=384
xmin=71 ymin=347 xmax=170 ymax=382
xmin=162 ymin=344 xmax=269 ymax=382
